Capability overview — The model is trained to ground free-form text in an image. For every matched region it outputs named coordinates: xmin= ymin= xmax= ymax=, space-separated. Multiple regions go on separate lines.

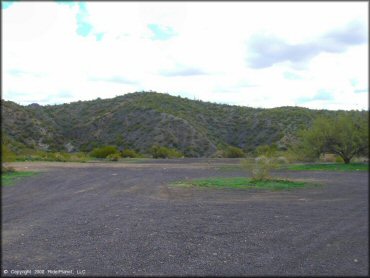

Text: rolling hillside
xmin=2 ymin=91 xmax=367 ymax=157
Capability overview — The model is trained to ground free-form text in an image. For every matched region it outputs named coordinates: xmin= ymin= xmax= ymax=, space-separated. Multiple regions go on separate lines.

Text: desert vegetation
xmin=286 ymin=163 xmax=368 ymax=172
xmin=222 ymin=146 xmax=245 ymax=158
xmin=296 ymin=114 xmax=368 ymax=164
xmin=1 ymin=92 xmax=368 ymax=164
xmin=2 ymin=170 xmax=37 ymax=186
xmin=172 ymin=177 xmax=315 ymax=191
xmin=150 ymin=145 xmax=183 ymax=158
xmin=90 ymin=145 xmax=119 ymax=159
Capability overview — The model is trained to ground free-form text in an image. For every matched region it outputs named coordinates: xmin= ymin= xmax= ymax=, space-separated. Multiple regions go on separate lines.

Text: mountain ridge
xmin=2 ymin=91 xmax=367 ymax=157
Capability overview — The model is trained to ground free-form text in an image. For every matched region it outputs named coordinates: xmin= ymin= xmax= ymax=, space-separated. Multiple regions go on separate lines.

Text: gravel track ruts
xmin=2 ymin=161 xmax=368 ymax=276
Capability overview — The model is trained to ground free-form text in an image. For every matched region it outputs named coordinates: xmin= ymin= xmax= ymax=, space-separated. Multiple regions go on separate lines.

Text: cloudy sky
xmin=2 ymin=1 xmax=368 ymax=110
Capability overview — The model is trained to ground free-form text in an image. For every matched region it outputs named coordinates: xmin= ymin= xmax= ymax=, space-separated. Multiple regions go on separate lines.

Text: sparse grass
xmin=2 ymin=171 xmax=38 ymax=186
xmin=118 ymin=158 xmax=152 ymax=163
xmin=15 ymin=151 xmax=89 ymax=163
xmin=172 ymin=177 xmax=316 ymax=191
xmin=286 ymin=163 xmax=368 ymax=172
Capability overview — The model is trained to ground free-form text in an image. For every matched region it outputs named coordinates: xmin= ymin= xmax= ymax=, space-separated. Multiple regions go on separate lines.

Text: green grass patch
xmin=172 ymin=177 xmax=316 ymax=191
xmin=286 ymin=163 xmax=368 ymax=172
xmin=2 ymin=171 xmax=38 ymax=186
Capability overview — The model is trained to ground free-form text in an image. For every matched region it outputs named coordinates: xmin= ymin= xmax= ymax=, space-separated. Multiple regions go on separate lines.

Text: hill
xmin=2 ymin=91 xmax=367 ymax=157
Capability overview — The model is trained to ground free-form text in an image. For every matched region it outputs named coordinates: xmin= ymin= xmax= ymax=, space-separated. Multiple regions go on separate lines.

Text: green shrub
xmin=121 ymin=149 xmax=138 ymax=158
xmin=90 ymin=146 xmax=118 ymax=158
xmin=150 ymin=145 xmax=183 ymax=159
xmin=20 ymin=151 xmax=71 ymax=162
xmin=167 ymin=148 xmax=183 ymax=158
xmin=106 ymin=153 xmax=121 ymax=161
xmin=68 ymin=152 xmax=89 ymax=162
xmin=335 ymin=156 xmax=344 ymax=163
xmin=279 ymin=149 xmax=300 ymax=163
xmin=255 ymin=144 xmax=277 ymax=157
xmin=276 ymin=156 xmax=289 ymax=165
xmin=2 ymin=144 xmax=16 ymax=162
xmin=14 ymin=150 xmax=88 ymax=162
xmin=224 ymin=146 xmax=245 ymax=158
xmin=45 ymin=152 xmax=70 ymax=162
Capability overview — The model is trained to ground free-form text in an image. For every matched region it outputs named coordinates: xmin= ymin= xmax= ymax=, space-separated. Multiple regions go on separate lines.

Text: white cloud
xmin=2 ymin=2 xmax=368 ymax=110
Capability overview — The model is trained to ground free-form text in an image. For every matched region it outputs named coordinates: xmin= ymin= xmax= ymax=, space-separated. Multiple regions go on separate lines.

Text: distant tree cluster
xmin=297 ymin=114 xmax=368 ymax=164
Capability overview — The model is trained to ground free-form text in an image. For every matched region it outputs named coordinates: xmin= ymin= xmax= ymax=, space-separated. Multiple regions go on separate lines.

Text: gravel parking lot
xmin=2 ymin=160 xmax=368 ymax=276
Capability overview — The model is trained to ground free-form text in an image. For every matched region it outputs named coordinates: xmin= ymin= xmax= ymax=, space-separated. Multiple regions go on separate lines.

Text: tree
xmin=121 ymin=149 xmax=139 ymax=158
xmin=299 ymin=114 xmax=368 ymax=164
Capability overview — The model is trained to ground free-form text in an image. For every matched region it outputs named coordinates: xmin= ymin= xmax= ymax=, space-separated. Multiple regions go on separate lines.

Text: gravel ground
xmin=2 ymin=161 xmax=368 ymax=276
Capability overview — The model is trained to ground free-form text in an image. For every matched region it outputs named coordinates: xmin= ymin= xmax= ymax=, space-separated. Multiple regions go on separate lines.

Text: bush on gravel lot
xmin=242 ymin=155 xmax=288 ymax=181
xmin=90 ymin=146 xmax=118 ymax=159
xmin=242 ymin=156 xmax=276 ymax=180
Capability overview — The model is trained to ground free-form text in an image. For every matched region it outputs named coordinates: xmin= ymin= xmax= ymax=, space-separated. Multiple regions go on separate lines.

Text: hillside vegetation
xmin=2 ymin=91 xmax=368 ymax=158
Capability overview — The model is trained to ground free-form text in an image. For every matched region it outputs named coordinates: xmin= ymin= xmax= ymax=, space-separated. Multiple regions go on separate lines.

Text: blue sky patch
xmin=77 ymin=21 xmax=93 ymax=37
xmin=95 ymin=32 xmax=104 ymax=41
xmin=148 ymin=24 xmax=176 ymax=41
xmin=296 ymin=97 xmax=311 ymax=104
xmin=2 ymin=1 xmax=15 ymax=9
xmin=76 ymin=2 xmax=93 ymax=37
xmin=313 ymin=90 xmax=333 ymax=101
xmin=350 ymin=79 xmax=359 ymax=86
xmin=55 ymin=1 xmax=77 ymax=7
xmin=160 ymin=67 xmax=205 ymax=77
xmin=8 ymin=69 xmax=24 ymax=76
xmin=297 ymin=90 xmax=333 ymax=104
xmin=56 ymin=90 xmax=73 ymax=98
xmin=283 ymin=71 xmax=302 ymax=80
xmin=90 ymin=76 xmax=137 ymax=85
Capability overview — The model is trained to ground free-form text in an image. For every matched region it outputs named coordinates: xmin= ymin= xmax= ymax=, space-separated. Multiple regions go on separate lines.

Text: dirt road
xmin=2 ymin=161 xmax=368 ymax=276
